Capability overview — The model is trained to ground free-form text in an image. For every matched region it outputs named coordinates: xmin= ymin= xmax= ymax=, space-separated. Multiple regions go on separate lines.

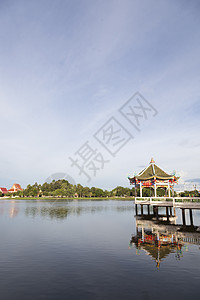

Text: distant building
xmin=0 ymin=187 xmax=8 ymax=195
xmin=8 ymin=184 xmax=23 ymax=193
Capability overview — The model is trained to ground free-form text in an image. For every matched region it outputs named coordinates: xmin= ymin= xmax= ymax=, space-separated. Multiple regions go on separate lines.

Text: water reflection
xmin=0 ymin=200 xmax=19 ymax=218
xmin=24 ymin=205 xmax=107 ymax=219
xmin=25 ymin=206 xmax=70 ymax=219
xmin=130 ymin=214 xmax=200 ymax=269
xmin=25 ymin=203 xmax=134 ymax=219
xmin=0 ymin=199 xmax=134 ymax=220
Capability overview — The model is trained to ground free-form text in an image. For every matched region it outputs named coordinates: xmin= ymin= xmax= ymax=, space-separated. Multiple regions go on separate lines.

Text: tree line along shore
xmin=0 ymin=179 xmax=199 ymax=199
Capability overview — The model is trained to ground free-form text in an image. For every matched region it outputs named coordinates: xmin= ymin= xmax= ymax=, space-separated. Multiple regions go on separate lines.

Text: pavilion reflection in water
xmin=130 ymin=212 xmax=200 ymax=269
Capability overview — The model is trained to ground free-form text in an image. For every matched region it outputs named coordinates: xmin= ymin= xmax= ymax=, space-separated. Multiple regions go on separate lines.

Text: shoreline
xmin=0 ymin=196 xmax=135 ymax=201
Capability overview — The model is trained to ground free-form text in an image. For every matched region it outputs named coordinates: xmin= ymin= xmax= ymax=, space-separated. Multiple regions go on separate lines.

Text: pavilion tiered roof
xmin=129 ymin=158 xmax=179 ymax=182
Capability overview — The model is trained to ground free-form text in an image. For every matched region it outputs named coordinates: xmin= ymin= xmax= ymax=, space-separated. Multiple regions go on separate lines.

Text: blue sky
xmin=0 ymin=0 xmax=200 ymax=190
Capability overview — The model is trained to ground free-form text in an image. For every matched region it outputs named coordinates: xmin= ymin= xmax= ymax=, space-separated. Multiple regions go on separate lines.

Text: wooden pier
xmin=135 ymin=197 xmax=200 ymax=227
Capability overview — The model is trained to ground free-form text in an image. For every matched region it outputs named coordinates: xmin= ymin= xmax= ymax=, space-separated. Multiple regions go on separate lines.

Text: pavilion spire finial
xmin=150 ymin=157 xmax=155 ymax=164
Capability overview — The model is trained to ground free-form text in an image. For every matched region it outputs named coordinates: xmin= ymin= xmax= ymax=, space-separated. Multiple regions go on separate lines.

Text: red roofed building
xmin=0 ymin=187 xmax=8 ymax=195
xmin=8 ymin=184 xmax=23 ymax=193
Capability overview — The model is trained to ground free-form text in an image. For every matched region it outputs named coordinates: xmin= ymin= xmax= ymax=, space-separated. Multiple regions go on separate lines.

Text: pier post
xmin=135 ymin=204 xmax=138 ymax=216
xmin=166 ymin=206 xmax=169 ymax=221
xmin=156 ymin=207 xmax=159 ymax=220
xmin=182 ymin=209 xmax=186 ymax=226
xmin=147 ymin=205 xmax=150 ymax=215
xmin=173 ymin=207 xmax=176 ymax=217
xmin=141 ymin=205 xmax=143 ymax=216
xmin=153 ymin=206 xmax=158 ymax=220
xmin=169 ymin=207 xmax=172 ymax=216
xmin=189 ymin=209 xmax=194 ymax=227
xmin=153 ymin=206 xmax=156 ymax=217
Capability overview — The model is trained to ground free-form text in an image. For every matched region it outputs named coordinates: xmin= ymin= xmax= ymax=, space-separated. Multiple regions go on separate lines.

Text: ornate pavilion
xmin=128 ymin=158 xmax=179 ymax=197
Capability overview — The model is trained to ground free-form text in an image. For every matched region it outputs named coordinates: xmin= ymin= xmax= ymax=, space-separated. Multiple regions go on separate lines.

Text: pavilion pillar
xmin=157 ymin=231 xmax=160 ymax=243
xmin=140 ymin=182 xmax=142 ymax=197
xmin=154 ymin=183 xmax=157 ymax=197
xmin=172 ymin=184 xmax=174 ymax=197
xmin=142 ymin=226 xmax=144 ymax=241
xmin=135 ymin=183 xmax=137 ymax=197
xmin=168 ymin=182 xmax=170 ymax=197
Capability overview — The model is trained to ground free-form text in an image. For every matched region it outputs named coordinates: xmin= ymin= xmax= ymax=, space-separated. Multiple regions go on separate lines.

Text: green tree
xmin=90 ymin=187 xmax=96 ymax=197
xmin=157 ymin=188 xmax=165 ymax=197
xmin=82 ymin=187 xmax=90 ymax=197
xmin=76 ymin=184 xmax=83 ymax=197
xmin=95 ymin=188 xmax=104 ymax=197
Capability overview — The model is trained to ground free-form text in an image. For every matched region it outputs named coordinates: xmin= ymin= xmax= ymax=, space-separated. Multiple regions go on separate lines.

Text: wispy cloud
xmin=0 ymin=0 xmax=200 ymax=188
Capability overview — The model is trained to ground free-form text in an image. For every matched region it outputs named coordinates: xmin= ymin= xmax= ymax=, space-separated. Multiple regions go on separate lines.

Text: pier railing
xmin=135 ymin=197 xmax=200 ymax=206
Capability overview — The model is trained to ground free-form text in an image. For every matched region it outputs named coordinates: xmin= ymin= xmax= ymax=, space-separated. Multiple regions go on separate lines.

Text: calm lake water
xmin=0 ymin=199 xmax=200 ymax=300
